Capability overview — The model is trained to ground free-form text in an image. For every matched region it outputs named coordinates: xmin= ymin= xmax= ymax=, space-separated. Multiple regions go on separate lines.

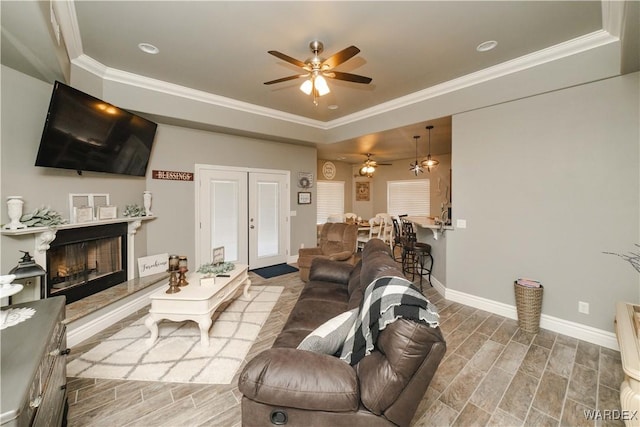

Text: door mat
xmin=251 ymin=263 xmax=299 ymax=279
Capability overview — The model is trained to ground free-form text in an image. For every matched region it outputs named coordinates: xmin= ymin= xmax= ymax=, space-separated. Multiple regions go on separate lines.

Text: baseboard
xmin=66 ymin=281 xmax=166 ymax=347
xmin=443 ymin=287 xmax=619 ymax=351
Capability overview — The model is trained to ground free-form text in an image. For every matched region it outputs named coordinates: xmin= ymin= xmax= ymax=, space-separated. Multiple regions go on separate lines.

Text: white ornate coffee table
xmin=144 ymin=264 xmax=250 ymax=348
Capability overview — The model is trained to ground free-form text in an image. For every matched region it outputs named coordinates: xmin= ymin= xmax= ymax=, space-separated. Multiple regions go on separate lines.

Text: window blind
xmin=387 ymin=179 xmax=430 ymax=217
xmin=317 ymin=181 xmax=344 ymax=224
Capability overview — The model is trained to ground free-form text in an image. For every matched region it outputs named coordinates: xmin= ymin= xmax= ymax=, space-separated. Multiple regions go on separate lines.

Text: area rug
xmin=251 ymin=263 xmax=299 ymax=279
xmin=67 ymin=285 xmax=283 ymax=384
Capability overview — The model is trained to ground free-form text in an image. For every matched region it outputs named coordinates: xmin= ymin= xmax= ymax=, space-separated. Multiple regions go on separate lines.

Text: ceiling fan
xmin=264 ymin=41 xmax=372 ymax=105
xmin=359 ymin=153 xmax=391 ymax=177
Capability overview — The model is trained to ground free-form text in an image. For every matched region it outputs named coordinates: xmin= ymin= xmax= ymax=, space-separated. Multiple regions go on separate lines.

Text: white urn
xmin=143 ymin=191 xmax=153 ymax=216
xmin=3 ymin=196 xmax=27 ymax=230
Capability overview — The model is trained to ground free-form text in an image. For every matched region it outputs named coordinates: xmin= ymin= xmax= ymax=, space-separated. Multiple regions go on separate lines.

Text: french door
xmin=196 ymin=165 xmax=289 ymax=269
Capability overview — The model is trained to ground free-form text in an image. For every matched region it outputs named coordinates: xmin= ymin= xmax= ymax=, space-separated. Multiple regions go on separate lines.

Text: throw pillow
xmin=297 ymin=308 xmax=359 ymax=355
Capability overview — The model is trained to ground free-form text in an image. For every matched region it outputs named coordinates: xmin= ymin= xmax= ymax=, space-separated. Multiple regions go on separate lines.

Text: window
xmin=317 ymin=181 xmax=344 ymax=224
xmin=387 ymin=179 xmax=430 ymax=216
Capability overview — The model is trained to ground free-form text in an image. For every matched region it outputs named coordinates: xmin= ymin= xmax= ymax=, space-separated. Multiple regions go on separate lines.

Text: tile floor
xmin=66 ymin=271 xmax=625 ymax=427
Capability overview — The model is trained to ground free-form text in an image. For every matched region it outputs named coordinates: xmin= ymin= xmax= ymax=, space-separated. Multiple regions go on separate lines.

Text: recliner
xmin=297 ymin=222 xmax=358 ymax=282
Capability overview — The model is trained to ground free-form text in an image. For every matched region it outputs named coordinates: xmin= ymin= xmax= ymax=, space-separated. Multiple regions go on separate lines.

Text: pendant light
xmin=409 ymin=135 xmax=423 ymax=176
xmin=420 ymin=125 xmax=439 ymax=172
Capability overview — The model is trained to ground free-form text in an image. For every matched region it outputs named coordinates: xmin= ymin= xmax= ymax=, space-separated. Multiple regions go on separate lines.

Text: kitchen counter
xmin=405 ymin=216 xmax=453 ymax=240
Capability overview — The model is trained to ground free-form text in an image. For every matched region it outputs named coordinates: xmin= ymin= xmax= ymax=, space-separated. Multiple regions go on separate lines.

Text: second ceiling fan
xmin=359 ymin=153 xmax=391 ymax=177
xmin=264 ymin=41 xmax=372 ymax=105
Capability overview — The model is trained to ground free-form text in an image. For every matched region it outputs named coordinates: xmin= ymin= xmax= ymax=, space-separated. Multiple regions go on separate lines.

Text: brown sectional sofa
xmin=238 ymin=239 xmax=446 ymax=426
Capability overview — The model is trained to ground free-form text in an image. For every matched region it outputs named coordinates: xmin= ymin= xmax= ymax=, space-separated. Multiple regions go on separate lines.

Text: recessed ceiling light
xmin=328 ymin=104 xmax=339 ymax=110
xmin=138 ymin=43 xmax=159 ymax=54
xmin=476 ymin=40 xmax=498 ymax=52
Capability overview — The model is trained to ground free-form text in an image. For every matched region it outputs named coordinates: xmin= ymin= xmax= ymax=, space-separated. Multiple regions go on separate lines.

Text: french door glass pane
xmin=211 ymin=180 xmax=239 ymax=262
xmin=257 ymin=181 xmax=279 ymax=257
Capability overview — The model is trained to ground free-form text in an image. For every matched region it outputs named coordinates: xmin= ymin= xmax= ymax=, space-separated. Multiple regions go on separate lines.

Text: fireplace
xmin=45 ymin=223 xmax=128 ymax=304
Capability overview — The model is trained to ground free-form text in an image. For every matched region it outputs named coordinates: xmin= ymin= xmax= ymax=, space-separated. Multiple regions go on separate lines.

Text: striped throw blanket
xmin=339 ymin=276 xmax=440 ymax=365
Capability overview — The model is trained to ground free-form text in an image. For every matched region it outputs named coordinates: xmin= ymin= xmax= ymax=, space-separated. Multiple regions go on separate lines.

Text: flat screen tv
xmin=35 ymin=81 xmax=157 ymax=177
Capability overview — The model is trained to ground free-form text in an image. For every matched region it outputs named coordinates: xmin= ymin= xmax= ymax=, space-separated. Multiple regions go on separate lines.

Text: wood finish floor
xmin=66 ymin=271 xmax=624 ymax=427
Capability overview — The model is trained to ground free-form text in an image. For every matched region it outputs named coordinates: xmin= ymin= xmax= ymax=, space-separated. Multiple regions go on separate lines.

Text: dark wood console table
xmin=1 ymin=297 xmax=68 ymax=427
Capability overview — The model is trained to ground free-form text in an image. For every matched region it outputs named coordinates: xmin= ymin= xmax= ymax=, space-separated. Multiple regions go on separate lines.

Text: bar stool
xmin=391 ymin=217 xmax=403 ymax=261
xmin=400 ymin=219 xmax=434 ymax=291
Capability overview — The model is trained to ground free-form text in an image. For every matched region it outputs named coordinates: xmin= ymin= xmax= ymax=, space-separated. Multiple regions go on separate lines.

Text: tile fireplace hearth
xmin=2 ymin=217 xmax=165 ymax=347
xmin=1 ymin=217 xmax=153 ymax=304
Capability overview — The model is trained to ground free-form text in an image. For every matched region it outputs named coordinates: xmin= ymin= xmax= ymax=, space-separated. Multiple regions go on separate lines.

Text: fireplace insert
xmin=45 ymin=223 xmax=128 ymax=304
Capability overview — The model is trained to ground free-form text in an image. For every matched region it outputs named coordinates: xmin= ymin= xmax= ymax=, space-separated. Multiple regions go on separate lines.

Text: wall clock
xmin=322 ymin=161 xmax=336 ymax=180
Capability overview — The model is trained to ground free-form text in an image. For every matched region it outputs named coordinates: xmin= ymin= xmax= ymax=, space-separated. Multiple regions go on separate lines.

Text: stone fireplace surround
xmin=2 ymin=217 xmax=167 ymax=346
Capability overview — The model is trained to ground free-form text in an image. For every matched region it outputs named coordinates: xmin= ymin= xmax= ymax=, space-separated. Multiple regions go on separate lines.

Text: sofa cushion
xmin=309 ymin=258 xmax=354 ymax=284
xmin=356 ymin=319 xmax=445 ymax=415
xmin=278 ymin=298 xmax=349 ymax=334
xmin=239 ymin=348 xmax=359 ymax=412
xmin=347 ymin=260 xmax=363 ymax=294
xmin=297 ymin=308 xmax=359 ymax=355
xmin=298 ymin=280 xmax=349 ymax=304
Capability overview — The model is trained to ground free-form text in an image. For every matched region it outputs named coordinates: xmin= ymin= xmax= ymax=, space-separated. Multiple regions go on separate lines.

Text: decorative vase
xmin=3 ymin=196 xmax=27 ymax=230
xmin=143 ymin=191 xmax=153 ymax=216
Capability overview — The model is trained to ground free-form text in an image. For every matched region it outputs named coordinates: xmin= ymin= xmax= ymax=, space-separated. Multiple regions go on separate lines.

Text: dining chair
xmin=357 ymin=216 xmax=382 ymax=250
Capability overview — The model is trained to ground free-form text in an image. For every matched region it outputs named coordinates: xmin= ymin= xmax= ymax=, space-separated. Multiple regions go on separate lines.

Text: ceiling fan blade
xmin=326 ymin=71 xmax=372 ymax=84
xmin=263 ymin=74 xmax=306 ymax=85
xmin=322 ymin=46 xmax=360 ymax=69
xmin=267 ymin=50 xmax=307 ymax=68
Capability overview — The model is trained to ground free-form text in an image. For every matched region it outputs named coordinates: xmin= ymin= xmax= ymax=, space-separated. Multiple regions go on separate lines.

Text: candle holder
xmin=178 ymin=267 xmax=189 ymax=287
xmin=166 ymin=270 xmax=180 ymax=294
xmin=168 ymin=255 xmax=180 ymax=272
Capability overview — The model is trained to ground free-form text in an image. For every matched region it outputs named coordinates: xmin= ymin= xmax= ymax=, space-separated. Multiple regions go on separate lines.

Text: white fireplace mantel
xmin=1 ymin=216 xmax=155 ymax=282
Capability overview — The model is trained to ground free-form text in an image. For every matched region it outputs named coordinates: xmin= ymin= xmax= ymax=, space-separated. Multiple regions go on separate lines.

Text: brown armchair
xmin=298 ymin=222 xmax=358 ymax=282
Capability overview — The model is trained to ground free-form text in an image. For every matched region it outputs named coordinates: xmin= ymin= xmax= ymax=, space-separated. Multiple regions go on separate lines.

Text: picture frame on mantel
xmin=75 ymin=206 xmax=94 ymax=223
xmin=69 ymin=193 xmax=110 ymax=222
xmin=98 ymin=206 xmax=118 ymax=220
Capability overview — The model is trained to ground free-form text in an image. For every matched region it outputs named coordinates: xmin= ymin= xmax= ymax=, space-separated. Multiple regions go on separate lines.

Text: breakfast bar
xmin=405 ymin=216 xmax=453 ymax=289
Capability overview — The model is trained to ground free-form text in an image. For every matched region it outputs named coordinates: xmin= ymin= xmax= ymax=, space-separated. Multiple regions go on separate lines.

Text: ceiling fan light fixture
xmin=315 ymin=75 xmax=330 ymax=96
xmin=359 ymin=164 xmax=375 ymax=177
xmin=299 ymin=79 xmax=313 ymax=95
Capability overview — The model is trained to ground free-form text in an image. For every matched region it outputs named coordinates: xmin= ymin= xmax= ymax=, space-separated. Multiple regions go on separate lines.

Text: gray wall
xmin=448 ymin=72 xmax=640 ymax=332
xmin=1 ymin=66 xmax=148 ymax=272
xmin=1 ymin=66 xmax=317 ymax=276
xmin=145 ymin=124 xmax=317 ymax=265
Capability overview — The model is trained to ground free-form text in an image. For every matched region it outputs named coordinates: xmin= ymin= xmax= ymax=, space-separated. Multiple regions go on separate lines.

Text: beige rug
xmin=67 ymin=285 xmax=283 ymax=384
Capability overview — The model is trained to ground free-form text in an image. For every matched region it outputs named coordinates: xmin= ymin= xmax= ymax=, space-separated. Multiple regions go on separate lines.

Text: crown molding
xmin=51 ymin=0 xmax=83 ymax=60
xmin=74 ymin=29 xmax=618 ymax=133
xmin=327 ymin=30 xmax=619 ymax=129
xmin=72 ymin=55 xmax=327 ymax=130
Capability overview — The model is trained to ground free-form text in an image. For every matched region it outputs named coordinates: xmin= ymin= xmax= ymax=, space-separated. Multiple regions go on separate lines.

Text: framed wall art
xmin=298 ymin=192 xmax=312 ymax=205
xmin=356 ymin=182 xmax=370 ymax=202
xmin=297 ymin=172 xmax=313 ymax=188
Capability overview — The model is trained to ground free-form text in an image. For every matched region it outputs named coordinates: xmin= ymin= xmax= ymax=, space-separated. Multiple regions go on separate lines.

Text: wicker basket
xmin=514 ymin=282 xmax=544 ymax=334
